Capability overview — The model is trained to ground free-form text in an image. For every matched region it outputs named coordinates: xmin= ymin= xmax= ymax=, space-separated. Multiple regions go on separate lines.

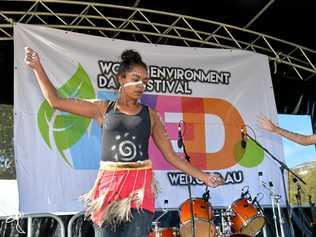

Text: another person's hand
xmin=24 ymin=47 xmax=41 ymax=69
xmin=204 ymin=172 xmax=224 ymax=188
xmin=257 ymin=114 xmax=277 ymax=133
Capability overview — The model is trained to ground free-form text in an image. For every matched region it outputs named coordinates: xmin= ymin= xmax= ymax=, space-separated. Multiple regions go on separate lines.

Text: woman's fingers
xmin=207 ymin=173 xmax=224 ymax=187
xmin=24 ymin=47 xmax=40 ymax=67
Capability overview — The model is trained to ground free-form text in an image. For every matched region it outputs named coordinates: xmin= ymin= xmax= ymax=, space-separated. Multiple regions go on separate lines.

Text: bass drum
xmin=229 ymin=198 xmax=265 ymax=236
xmin=179 ymin=198 xmax=216 ymax=237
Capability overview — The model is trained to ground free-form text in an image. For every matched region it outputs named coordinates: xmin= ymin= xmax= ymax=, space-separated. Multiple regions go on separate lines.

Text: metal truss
xmin=1 ymin=0 xmax=316 ymax=80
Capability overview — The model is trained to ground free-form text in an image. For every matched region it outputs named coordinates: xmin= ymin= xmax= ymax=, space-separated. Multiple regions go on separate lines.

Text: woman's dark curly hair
xmin=117 ymin=49 xmax=147 ymax=78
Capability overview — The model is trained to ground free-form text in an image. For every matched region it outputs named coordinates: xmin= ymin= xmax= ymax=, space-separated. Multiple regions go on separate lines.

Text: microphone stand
xmin=293 ymin=178 xmax=302 ymax=206
xmin=246 ymin=132 xmax=306 ymax=237
xmin=259 ymin=178 xmax=282 ymax=237
xmin=293 ymin=178 xmax=313 ymax=235
xmin=178 ymin=126 xmax=196 ymax=237
xmin=152 ymin=200 xmax=169 ymax=237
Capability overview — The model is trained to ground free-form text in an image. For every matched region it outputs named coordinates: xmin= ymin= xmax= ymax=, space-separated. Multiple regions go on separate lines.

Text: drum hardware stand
xmin=251 ymin=193 xmax=262 ymax=210
xmin=246 ymin=131 xmax=306 ymax=237
xmin=152 ymin=200 xmax=169 ymax=237
xmin=152 ymin=215 xmax=166 ymax=236
xmin=178 ymin=121 xmax=196 ymax=237
xmin=218 ymin=210 xmax=225 ymax=236
xmin=262 ymin=223 xmax=268 ymax=237
xmin=151 ymin=221 xmax=160 ymax=237
xmin=275 ymin=189 xmax=286 ymax=237
xmin=259 ymin=173 xmax=285 ymax=237
xmin=221 ymin=209 xmax=233 ymax=235
xmin=213 ymin=209 xmax=227 ymax=237
xmin=240 ymin=186 xmax=251 ymax=201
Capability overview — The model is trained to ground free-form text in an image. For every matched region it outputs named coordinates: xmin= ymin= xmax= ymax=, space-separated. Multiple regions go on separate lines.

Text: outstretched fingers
xmin=256 ymin=114 xmax=275 ymax=132
xmin=207 ymin=173 xmax=224 ymax=188
xmin=24 ymin=47 xmax=40 ymax=68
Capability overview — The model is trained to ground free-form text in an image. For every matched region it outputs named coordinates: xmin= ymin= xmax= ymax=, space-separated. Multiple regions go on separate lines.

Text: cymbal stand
xmin=152 ymin=200 xmax=169 ymax=237
xmin=247 ymin=132 xmax=304 ymax=237
xmin=274 ymin=185 xmax=286 ymax=237
xmin=259 ymin=173 xmax=285 ymax=237
xmin=220 ymin=209 xmax=231 ymax=236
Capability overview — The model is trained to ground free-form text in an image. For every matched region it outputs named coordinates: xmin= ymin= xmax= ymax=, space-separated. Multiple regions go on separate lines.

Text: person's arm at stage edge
xmin=24 ymin=47 xmax=106 ymax=125
xmin=257 ymin=114 xmax=316 ymax=145
xmin=149 ymin=109 xmax=224 ymax=187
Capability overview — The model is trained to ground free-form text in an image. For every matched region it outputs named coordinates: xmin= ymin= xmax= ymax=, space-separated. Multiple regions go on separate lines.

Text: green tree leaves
xmin=37 ymin=64 xmax=95 ymax=166
xmin=0 ymin=104 xmax=15 ymax=179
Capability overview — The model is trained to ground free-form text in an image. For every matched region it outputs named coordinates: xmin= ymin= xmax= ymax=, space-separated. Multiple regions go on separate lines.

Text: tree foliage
xmin=0 ymin=104 xmax=15 ymax=179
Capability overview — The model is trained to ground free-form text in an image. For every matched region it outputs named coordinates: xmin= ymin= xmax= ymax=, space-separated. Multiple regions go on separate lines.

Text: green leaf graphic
xmin=37 ymin=64 xmax=95 ymax=166
xmin=38 ymin=101 xmax=54 ymax=149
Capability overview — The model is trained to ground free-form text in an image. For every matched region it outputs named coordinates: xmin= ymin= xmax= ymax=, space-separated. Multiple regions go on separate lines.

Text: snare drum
xmin=179 ymin=198 xmax=216 ymax=237
xmin=229 ymin=198 xmax=265 ymax=236
xmin=148 ymin=227 xmax=179 ymax=237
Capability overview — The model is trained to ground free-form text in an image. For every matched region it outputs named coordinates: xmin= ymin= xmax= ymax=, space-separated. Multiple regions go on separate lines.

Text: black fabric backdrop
xmin=273 ymin=76 xmax=316 ymax=133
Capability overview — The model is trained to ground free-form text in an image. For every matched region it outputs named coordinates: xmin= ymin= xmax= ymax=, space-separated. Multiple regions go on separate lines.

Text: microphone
xmin=241 ymin=186 xmax=249 ymax=199
xmin=177 ymin=122 xmax=183 ymax=149
xmin=241 ymin=126 xmax=247 ymax=148
xmin=258 ymin=172 xmax=269 ymax=189
xmin=252 ymin=193 xmax=264 ymax=213
xmin=202 ymin=189 xmax=210 ymax=202
xmin=252 ymin=195 xmax=258 ymax=205
xmin=241 ymin=190 xmax=249 ymax=199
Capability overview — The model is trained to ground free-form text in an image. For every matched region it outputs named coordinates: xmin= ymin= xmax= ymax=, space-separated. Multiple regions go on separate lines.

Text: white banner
xmin=14 ymin=23 xmax=285 ymax=214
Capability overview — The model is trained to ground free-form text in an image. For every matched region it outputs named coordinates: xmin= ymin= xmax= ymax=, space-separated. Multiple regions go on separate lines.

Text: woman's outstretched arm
xmin=257 ymin=114 xmax=316 ymax=145
xmin=149 ymin=109 xmax=224 ymax=187
xmin=24 ymin=47 xmax=106 ymax=125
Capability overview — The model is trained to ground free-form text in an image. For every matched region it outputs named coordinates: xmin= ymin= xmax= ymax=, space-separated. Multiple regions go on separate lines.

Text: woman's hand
xmin=257 ymin=114 xmax=277 ymax=133
xmin=24 ymin=47 xmax=41 ymax=69
xmin=204 ymin=172 xmax=224 ymax=188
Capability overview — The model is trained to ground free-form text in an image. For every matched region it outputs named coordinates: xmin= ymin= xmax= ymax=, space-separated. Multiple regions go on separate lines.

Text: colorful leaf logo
xmin=37 ymin=64 xmax=96 ymax=166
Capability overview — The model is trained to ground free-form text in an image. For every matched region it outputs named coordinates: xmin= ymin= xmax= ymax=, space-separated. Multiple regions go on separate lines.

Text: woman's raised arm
xmin=149 ymin=108 xmax=224 ymax=187
xmin=24 ymin=47 xmax=106 ymax=125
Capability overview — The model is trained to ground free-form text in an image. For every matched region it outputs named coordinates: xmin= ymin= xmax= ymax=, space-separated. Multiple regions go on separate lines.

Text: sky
xmin=278 ymin=114 xmax=316 ymax=168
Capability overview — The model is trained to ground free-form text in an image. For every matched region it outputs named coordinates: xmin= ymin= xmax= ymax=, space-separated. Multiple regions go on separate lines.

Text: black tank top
xmin=100 ymin=101 xmax=151 ymax=162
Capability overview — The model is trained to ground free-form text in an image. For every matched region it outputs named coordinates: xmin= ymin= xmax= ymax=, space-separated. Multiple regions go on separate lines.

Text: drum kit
xmin=148 ymin=192 xmax=266 ymax=237
xmin=150 ymin=123 xmax=266 ymax=236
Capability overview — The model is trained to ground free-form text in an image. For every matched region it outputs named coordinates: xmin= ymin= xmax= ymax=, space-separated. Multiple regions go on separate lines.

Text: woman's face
xmin=119 ymin=65 xmax=149 ymax=100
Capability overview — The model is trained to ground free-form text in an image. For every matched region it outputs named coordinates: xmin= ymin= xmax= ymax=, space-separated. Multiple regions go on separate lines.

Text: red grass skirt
xmin=81 ymin=160 xmax=158 ymax=227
